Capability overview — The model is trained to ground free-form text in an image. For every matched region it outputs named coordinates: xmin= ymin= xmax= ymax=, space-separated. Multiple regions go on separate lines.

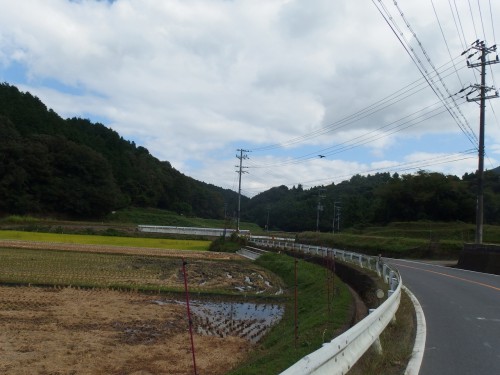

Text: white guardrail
xmin=249 ymin=237 xmax=402 ymax=375
xmin=138 ymin=225 xmax=250 ymax=237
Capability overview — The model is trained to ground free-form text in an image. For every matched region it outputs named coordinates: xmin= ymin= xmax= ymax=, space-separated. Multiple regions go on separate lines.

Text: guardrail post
xmin=367 ymin=258 xmax=373 ymax=271
xmin=383 ymin=264 xmax=389 ymax=284
xmin=388 ymin=286 xmax=398 ymax=325
xmin=389 ymin=272 xmax=397 ymax=291
xmin=376 ymin=260 xmax=382 ymax=277
xmin=368 ymin=309 xmax=383 ymax=355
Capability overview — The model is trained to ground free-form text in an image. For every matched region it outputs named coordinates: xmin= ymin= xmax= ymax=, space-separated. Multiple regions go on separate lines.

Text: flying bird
xmin=318 ymin=155 xmax=325 ymax=158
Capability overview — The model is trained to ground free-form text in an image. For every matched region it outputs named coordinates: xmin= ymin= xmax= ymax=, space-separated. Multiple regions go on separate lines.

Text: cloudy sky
xmin=1 ymin=0 xmax=499 ymax=197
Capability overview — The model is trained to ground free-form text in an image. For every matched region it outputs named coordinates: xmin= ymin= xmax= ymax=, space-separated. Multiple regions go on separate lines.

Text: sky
xmin=1 ymin=0 xmax=499 ymax=197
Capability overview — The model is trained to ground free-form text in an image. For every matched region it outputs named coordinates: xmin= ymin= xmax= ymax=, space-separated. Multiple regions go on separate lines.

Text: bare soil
xmin=0 ymin=240 xmax=280 ymax=374
xmin=0 ymin=286 xmax=252 ymax=375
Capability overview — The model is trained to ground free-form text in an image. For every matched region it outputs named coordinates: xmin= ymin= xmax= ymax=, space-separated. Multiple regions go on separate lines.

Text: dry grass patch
xmin=348 ymin=289 xmax=415 ymax=375
xmin=0 ymin=286 xmax=252 ymax=375
xmin=0 ymin=246 xmax=283 ymax=295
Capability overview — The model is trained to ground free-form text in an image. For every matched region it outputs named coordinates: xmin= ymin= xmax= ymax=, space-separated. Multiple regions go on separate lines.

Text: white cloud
xmin=0 ymin=0 xmax=499 ymax=195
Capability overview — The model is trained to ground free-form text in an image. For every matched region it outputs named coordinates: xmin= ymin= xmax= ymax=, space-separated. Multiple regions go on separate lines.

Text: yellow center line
xmin=392 ymin=262 xmax=500 ymax=292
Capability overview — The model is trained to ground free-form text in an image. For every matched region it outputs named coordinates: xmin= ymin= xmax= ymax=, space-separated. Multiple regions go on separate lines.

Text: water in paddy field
xmin=154 ymin=299 xmax=284 ymax=343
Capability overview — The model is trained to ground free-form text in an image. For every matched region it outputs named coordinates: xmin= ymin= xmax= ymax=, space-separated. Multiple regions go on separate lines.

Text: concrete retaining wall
xmin=458 ymin=243 xmax=500 ymax=275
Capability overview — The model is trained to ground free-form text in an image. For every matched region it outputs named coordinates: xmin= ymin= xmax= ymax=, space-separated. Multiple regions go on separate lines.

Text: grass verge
xmin=297 ymin=231 xmax=462 ymax=259
xmin=348 ymin=289 xmax=415 ymax=375
xmin=227 ymin=252 xmax=353 ymax=374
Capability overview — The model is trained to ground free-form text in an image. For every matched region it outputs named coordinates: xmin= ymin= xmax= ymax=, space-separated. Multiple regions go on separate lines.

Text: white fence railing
xmin=137 ymin=225 xmax=250 ymax=237
xmin=249 ymin=237 xmax=402 ymax=375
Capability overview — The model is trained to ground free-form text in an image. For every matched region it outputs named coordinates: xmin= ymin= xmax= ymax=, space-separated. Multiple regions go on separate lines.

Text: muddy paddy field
xmin=0 ymin=241 xmax=286 ymax=375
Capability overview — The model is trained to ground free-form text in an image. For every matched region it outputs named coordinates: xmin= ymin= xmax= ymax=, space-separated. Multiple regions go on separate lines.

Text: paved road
xmin=388 ymin=259 xmax=500 ymax=375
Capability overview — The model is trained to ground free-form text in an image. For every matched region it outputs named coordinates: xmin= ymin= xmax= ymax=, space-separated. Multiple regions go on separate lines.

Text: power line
xmin=248 ymin=62 xmax=470 ymax=170
xmin=372 ymin=0 xmax=478 ymax=148
xmin=247 ymin=73 xmax=475 ymax=171
xmin=237 ymin=1 xmax=498 ymax=199
xmin=468 ymin=0 xmax=479 ymax=40
xmin=488 ymin=0 xmax=497 ymax=43
xmin=477 ymin=0 xmax=487 ymax=44
xmin=389 ymin=0 xmax=478 ymax=145
xmin=247 ymin=100 xmax=456 ymax=169
xmin=432 ymin=0 xmax=464 ymax=87
xmin=449 ymin=0 xmax=467 ymax=50
xmin=242 ymin=149 xmax=477 ymax=195
xmin=251 ymin=56 xmax=466 ymax=153
xmin=486 ymin=0 xmax=498 ymax=88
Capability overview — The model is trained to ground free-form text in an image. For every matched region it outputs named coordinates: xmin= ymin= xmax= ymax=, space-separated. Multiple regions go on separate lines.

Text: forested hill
xmin=0 ymin=83 xmax=242 ymax=218
xmin=2 ymin=82 xmax=499 ymax=230
xmin=242 ymin=170 xmax=500 ymax=232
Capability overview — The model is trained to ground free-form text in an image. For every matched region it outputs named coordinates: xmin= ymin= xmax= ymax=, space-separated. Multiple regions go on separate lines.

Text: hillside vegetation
xmin=242 ymin=171 xmax=500 ymax=232
xmin=296 ymin=221 xmax=500 ymax=259
xmin=2 ymin=82 xmax=499 ymax=237
xmin=0 ymin=208 xmax=263 ymax=237
xmin=0 ymin=83 xmax=244 ymax=219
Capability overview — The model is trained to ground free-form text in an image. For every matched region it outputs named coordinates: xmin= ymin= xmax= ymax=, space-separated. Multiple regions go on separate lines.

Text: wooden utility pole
xmin=465 ymin=41 xmax=499 ymax=244
xmin=235 ymin=149 xmax=249 ymax=232
xmin=316 ymin=187 xmax=326 ymax=232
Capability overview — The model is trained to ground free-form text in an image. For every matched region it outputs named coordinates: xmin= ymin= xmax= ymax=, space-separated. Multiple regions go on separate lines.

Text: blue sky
xmin=0 ymin=0 xmax=499 ymax=197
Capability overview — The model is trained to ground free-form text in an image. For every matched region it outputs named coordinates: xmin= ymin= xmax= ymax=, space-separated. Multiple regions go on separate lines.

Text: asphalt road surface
xmin=388 ymin=259 xmax=500 ymax=375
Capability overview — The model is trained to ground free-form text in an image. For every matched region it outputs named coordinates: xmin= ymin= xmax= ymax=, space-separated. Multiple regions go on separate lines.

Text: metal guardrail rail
xmin=137 ymin=225 xmax=250 ymax=237
xmin=249 ymin=237 xmax=402 ymax=375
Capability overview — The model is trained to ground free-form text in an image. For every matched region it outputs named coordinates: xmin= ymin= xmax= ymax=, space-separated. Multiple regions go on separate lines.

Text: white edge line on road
xmin=386 ymin=258 xmax=500 ymax=278
xmin=403 ymin=286 xmax=427 ymax=375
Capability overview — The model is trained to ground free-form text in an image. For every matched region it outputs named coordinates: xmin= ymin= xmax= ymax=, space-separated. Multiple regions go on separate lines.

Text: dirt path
xmin=0 ymin=286 xmax=252 ymax=375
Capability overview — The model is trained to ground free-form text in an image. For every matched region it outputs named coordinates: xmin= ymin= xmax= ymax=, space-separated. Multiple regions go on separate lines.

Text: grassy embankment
xmin=0 ymin=208 xmax=264 ymax=237
xmin=105 ymin=207 xmax=263 ymax=232
xmin=349 ymin=289 xmax=415 ymax=375
xmin=298 ymin=221 xmax=500 ymax=259
xmin=229 ymin=252 xmax=352 ymax=375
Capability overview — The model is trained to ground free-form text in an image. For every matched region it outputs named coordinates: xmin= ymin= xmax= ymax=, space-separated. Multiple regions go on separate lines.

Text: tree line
xmin=241 ymin=169 xmax=500 ymax=232
xmin=1 ymin=82 xmax=498 ymax=230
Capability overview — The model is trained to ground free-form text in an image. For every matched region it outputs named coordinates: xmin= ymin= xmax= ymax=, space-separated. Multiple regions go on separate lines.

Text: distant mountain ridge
xmin=0 ymin=83 xmax=242 ymax=219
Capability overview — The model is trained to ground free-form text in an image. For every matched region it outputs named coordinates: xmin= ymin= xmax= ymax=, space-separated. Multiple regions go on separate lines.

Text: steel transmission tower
xmin=235 ymin=149 xmax=249 ymax=232
xmin=464 ymin=41 xmax=499 ymax=244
